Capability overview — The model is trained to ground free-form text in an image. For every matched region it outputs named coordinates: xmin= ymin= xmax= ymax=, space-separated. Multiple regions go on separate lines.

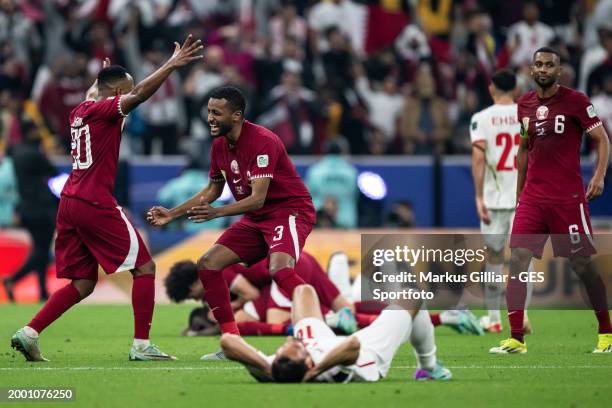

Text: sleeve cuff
xmin=586 ymin=121 xmax=603 ymax=133
xmin=117 ymin=96 xmax=127 ymax=117
xmin=210 ymin=176 xmax=225 ymax=182
xmin=250 ymin=174 xmax=274 ymax=180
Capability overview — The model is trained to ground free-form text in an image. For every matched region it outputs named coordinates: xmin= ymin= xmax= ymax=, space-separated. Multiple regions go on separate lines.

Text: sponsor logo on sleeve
xmin=257 ymin=155 xmax=269 ymax=168
xmin=587 ymin=105 xmax=597 ymax=118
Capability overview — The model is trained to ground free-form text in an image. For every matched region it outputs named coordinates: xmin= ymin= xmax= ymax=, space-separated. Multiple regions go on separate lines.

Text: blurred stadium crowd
xmin=0 ymin=0 xmax=611 ymax=160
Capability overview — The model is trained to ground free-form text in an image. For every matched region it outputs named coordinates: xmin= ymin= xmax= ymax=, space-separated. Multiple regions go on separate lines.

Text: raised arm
xmin=302 ymin=336 xmax=361 ymax=382
xmin=586 ymin=125 xmax=610 ymax=201
xmin=120 ymin=35 xmax=203 ymax=115
xmin=220 ymin=333 xmax=274 ymax=382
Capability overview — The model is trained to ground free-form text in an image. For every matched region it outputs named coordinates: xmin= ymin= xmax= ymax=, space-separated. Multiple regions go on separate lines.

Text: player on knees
xmin=147 ymin=86 xmax=316 ymax=355
xmin=10 ymin=35 xmax=203 ymax=362
xmin=221 ymin=284 xmax=451 ymax=383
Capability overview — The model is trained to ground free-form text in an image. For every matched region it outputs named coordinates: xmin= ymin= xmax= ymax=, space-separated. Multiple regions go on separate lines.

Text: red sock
xmin=430 ymin=313 xmax=441 ymax=327
xmin=132 ymin=274 xmax=155 ymax=339
xmin=198 ymin=268 xmax=239 ymax=335
xmin=273 ymin=267 xmax=306 ymax=298
xmin=581 ymin=274 xmax=612 ymax=334
xmin=506 ymin=277 xmax=527 ymax=342
xmin=28 ymin=284 xmax=81 ymax=334
xmin=355 ymin=313 xmax=378 ymax=328
xmin=237 ymin=321 xmax=288 ymax=335
xmin=355 ymin=300 xmax=386 ymax=314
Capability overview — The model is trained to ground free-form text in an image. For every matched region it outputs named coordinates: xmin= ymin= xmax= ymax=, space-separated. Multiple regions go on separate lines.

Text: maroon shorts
xmin=216 ymin=210 xmax=313 ymax=265
xmin=509 ymin=200 xmax=595 ymax=258
xmin=55 ymin=196 xmax=152 ymax=280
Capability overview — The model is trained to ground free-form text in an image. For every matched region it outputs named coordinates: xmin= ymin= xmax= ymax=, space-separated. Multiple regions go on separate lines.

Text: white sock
xmin=133 ymin=339 xmax=151 ymax=350
xmin=484 ymin=262 xmax=504 ymax=323
xmin=23 ymin=326 xmax=39 ymax=338
xmin=410 ymin=309 xmax=437 ymax=371
xmin=327 ymin=252 xmax=352 ymax=300
xmin=439 ymin=310 xmax=461 ymax=325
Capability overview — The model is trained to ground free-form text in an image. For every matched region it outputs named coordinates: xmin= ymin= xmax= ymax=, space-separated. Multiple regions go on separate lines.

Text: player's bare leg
xmin=269 ymin=252 xmax=307 ymax=300
xmin=128 ymin=261 xmax=176 ymax=361
xmin=568 ymin=256 xmax=612 ymax=352
xmin=11 ymin=278 xmax=96 ymax=362
xmin=198 ymin=244 xmax=242 ymax=360
xmin=490 ymin=247 xmax=531 ymax=354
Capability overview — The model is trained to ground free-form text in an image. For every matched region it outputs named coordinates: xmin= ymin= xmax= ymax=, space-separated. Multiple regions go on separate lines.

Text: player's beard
xmin=534 ymin=74 xmax=557 ymax=90
xmin=209 ymin=120 xmax=232 ymax=138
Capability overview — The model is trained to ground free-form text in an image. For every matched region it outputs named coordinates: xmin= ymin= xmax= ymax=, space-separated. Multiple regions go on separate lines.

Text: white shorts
xmin=481 ymin=209 xmax=515 ymax=252
xmin=353 ymin=308 xmax=412 ymax=381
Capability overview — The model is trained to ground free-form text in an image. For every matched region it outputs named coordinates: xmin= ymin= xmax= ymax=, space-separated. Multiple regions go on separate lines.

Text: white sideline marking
xmin=1 ymin=365 xmax=610 ymax=371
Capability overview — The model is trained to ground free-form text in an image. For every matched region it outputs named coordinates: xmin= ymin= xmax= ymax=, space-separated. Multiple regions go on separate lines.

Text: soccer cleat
xmin=414 ymin=362 xmax=453 ymax=381
xmin=129 ymin=344 xmax=177 ymax=361
xmin=480 ymin=316 xmax=503 ymax=333
xmin=337 ymin=307 xmax=358 ymax=334
xmin=11 ymin=329 xmax=49 ymax=362
xmin=593 ymin=333 xmax=612 ymax=353
xmin=452 ymin=311 xmax=485 ymax=335
xmin=489 ymin=338 xmax=527 ymax=354
xmin=200 ymin=349 xmax=226 ymax=361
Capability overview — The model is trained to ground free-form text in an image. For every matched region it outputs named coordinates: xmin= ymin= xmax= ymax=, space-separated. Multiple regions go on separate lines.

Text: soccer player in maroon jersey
xmin=147 ymin=86 xmax=316 ymax=357
xmin=490 ymin=47 xmax=612 ymax=354
xmin=10 ymin=35 xmax=204 ymax=362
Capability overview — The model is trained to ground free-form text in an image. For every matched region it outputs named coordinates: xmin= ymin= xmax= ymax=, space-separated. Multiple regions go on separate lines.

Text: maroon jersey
xmin=63 ymin=96 xmax=127 ymax=207
xmin=209 ymin=120 xmax=315 ymax=223
xmin=518 ymin=86 xmax=603 ymax=204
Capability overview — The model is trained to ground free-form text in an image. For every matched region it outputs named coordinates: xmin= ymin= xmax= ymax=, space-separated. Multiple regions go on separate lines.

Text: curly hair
xmin=164 ymin=260 xmax=199 ymax=303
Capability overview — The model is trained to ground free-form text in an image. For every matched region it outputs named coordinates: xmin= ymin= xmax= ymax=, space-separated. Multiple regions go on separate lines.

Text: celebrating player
xmin=10 ymin=35 xmax=204 ymax=362
xmin=490 ymin=47 xmax=612 ymax=354
xmin=220 ymin=284 xmax=452 ymax=383
xmin=470 ymin=69 xmax=533 ymax=334
xmin=147 ymin=86 xmax=316 ymax=357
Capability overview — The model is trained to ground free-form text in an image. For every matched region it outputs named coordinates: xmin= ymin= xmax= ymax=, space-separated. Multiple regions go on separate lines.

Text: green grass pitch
xmin=1 ymin=305 xmax=611 ymax=408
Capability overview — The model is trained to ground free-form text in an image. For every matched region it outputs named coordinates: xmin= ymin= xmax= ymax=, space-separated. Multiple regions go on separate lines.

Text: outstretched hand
xmin=146 ymin=206 xmax=173 ymax=227
xmin=168 ymin=34 xmax=204 ymax=68
xmin=187 ymin=197 xmax=220 ymax=223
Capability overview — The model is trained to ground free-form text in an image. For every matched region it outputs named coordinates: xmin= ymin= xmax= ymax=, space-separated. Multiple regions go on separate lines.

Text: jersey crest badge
xmin=536 ymin=105 xmax=549 ymax=120
xmin=231 ymin=160 xmax=240 ymax=174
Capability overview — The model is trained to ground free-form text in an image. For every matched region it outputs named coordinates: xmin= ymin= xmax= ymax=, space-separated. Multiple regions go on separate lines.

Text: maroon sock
xmin=198 ymin=268 xmax=239 ymax=335
xmin=355 ymin=313 xmax=378 ymax=328
xmin=132 ymin=274 xmax=155 ymax=339
xmin=581 ymin=274 xmax=612 ymax=334
xmin=28 ymin=284 xmax=81 ymax=334
xmin=355 ymin=300 xmax=386 ymax=314
xmin=506 ymin=277 xmax=527 ymax=342
xmin=429 ymin=313 xmax=441 ymax=327
xmin=237 ymin=321 xmax=288 ymax=335
xmin=273 ymin=267 xmax=306 ymax=298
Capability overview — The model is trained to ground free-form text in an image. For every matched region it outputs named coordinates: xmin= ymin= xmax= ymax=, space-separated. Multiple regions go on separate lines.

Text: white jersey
xmin=470 ymin=103 xmax=520 ymax=209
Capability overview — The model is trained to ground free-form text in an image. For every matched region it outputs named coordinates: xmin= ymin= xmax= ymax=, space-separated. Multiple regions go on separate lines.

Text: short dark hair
xmin=271 ymin=356 xmax=308 ymax=383
xmin=164 ymin=260 xmax=199 ymax=302
xmin=97 ymin=65 xmax=130 ymax=89
xmin=209 ymin=86 xmax=246 ymax=116
xmin=533 ymin=47 xmax=560 ymax=60
xmin=491 ymin=69 xmax=517 ymax=92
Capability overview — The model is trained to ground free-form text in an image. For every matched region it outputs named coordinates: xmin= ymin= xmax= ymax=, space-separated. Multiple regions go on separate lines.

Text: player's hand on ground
xmin=187 ymin=201 xmax=219 ymax=222
xmin=302 ymin=367 xmax=319 ymax=383
xmin=146 ymin=206 xmax=173 ymax=226
xmin=476 ymin=197 xmax=491 ymax=224
xmin=586 ymin=176 xmax=604 ymax=201
xmin=102 ymin=57 xmax=111 ymax=69
xmin=168 ymin=34 xmax=204 ymax=69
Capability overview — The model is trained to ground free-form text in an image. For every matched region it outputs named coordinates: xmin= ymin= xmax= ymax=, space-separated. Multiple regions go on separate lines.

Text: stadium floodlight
xmin=47 ymin=173 xmax=70 ymax=198
xmin=357 ymin=171 xmax=387 ymax=200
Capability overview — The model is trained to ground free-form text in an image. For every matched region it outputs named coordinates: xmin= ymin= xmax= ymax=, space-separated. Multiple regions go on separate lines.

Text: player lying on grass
xmin=220 ymin=284 xmax=452 ymax=383
xmin=165 ymin=252 xmax=371 ymax=338
xmin=11 ymin=35 xmax=203 ymax=362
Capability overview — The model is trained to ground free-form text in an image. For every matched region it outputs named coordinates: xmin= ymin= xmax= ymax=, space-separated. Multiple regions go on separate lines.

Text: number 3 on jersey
xmin=71 ymin=125 xmax=93 ymax=170
xmin=496 ymin=132 xmax=521 ymax=171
